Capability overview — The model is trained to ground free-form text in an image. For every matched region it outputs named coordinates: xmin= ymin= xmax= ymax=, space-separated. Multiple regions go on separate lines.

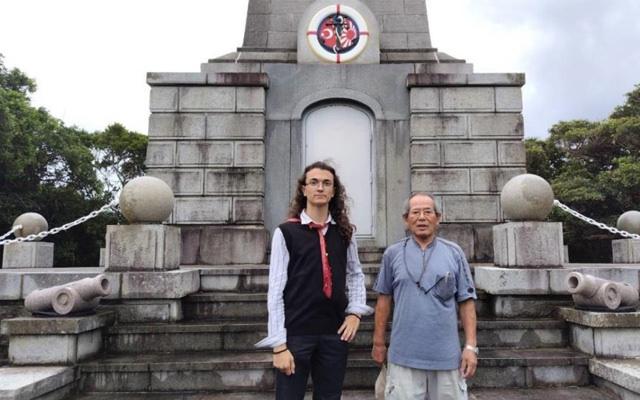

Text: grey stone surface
xmin=491 ymin=295 xmax=573 ymax=318
xmin=475 ymin=266 xmax=550 ymax=295
xmin=12 ymin=212 xmax=48 ymax=238
xmin=179 ymin=87 xmax=235 ymax=112
xmin=471 ymin=168 xmax=527 ymax=193
xmin=0 ymin=272 xmax=22 ymax=300
xmin=441 ymin=88 xmax=495 ymax=112
xmin=496 ymin=87 xmax=523 ymax=112
xmin=593 ymin=377 xmax=640 ymax=400
xmin=145 ymin=142 xmax=175 ymax=167
xmin=2 ymin=242 xmax=53 ymax=269
xmin=237 ymin=87 xmax=266 ymax=113
xmin=1 ymin=312 xmax=115 ymax=335
xmin=120 ymin=270 xmax=199 ymax=299
xmin=119 ymin=176 xmax=175 ymax=224
xmin=104 ymin=300 xmax=183 ymax=323
xmin=410 ymin=142 xmax=441 ymax=166
xmin=590 ymin=358 xmax=640 ymax=395
xmin=493 ymin=222 xmax=563 ymax=267
xmin=146 ymin=72 xmax=206 ymax=85
xmin=235 ymin=142 xmax=265 ymax=167
xmin=233 ymin=198 xmax=264 ymax=223
xmin=441 ymin=195 xmax=500 ymax=222
xmin=549 ymin=267 xmax=640 ymax=295
xmin=204 ymin=169 xmax=265 ymax=195
xmin=0 ymin=366 xmax=74 ymax=400
xmin=410 ymin=88 xmax=439 ymax=112
xmin=198 ymin=226 xmax=268 ymax=265
xmin=105 ymin=225 xmax=181 ymax=271
xmin=618 ymin=211 xmax=640 ymax=235
xmin=24 ymin=274 xmax=111 ymax=316
xmin=206 ymin=113 xmax=265 ymax=140
xmin=411 ymin=114 xmax=467 ymax=138
xmin=146 ymin=169 xmax=204 ymax=196
xmin=200 ymin=62 xmax=262 ymax=74
xmin=150 ymin=87 xmax=178 ymax=112
xmin=613 ymin=239 xmax=640 ymax=263
xmin=469 ymin=114 xmax=524 ymax=138
xmin=559 ymin=307 xmax=640 ymax=328
xmin=498 ymin=141 xmax=526 ymax=166
xmin=443 ymin=141 xmax=498 ymax=166
xmin=148 ymin=114 xmax=206 ymax=139
xmin=173 ymin=197 xmax=232 ymax=224
xmin=9 ymin=330 xmax=102 ymax=364
xmin=411 ymin=169 xmax=470 ymax=193
xmin=381 ymin=33 xmax=408 ymax=49
xmin=176 ymin=142 xmax=233 ymax=166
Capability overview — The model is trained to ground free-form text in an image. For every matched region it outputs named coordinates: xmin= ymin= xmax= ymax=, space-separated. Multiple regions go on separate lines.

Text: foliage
xmin=0 ymin=55 xmax=146 ymax=266
xmin=526 ymin=84 xmax=640 ymax=262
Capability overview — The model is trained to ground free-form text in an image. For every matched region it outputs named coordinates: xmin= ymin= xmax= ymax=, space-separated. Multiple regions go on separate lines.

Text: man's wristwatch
xmin=464 ymin=344 xmax=479 ymax=355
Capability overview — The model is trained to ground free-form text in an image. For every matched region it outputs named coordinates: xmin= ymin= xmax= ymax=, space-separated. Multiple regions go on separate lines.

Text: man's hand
xmin=371 ymin=343 xmax=387 ymax=366
xmin=459 ymin=348 xmax=477 ymax=379
xmin=338 ymin=314 xmax=360 ymax=342
xmin=273 ymin=345 xmax=295 ymax=376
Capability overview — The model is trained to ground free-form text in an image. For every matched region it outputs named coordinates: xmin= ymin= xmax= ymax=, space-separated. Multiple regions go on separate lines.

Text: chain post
xmin=553 ymin=200 xmax=640 ymax=240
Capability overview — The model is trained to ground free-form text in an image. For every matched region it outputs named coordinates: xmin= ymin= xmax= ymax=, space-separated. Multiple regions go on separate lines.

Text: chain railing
xmin=0 ymin=201 xmax=119 ymax=246
xmin=554 ymin=200 xmax=640 ymax=240
xmin=0 ymin=225 xmax=22 ymax=241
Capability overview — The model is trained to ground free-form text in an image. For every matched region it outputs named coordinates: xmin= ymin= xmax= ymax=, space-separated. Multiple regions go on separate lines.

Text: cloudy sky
xmin=1 ymin=0 xmax=638 ymax=138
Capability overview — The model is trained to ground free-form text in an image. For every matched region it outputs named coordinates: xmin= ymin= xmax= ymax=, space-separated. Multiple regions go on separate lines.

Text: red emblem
xmin=317 ymin=13 xmax=360 ymax=54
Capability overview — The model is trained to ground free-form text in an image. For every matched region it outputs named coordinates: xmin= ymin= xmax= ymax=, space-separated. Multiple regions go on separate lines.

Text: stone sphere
xmin=501 ymin=174 xmax=555 ymax=221
xmin=119 ymin=176 xmax=174 ymax=223
xmin=13 ymin=212 xmax=48 ymax=239
xmin=617 ymin=211 xmax=640 ymax=235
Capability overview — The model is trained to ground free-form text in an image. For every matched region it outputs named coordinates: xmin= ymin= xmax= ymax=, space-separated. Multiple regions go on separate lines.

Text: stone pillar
xmin=612 ymin=239 xmax=640 ymax=263
xmin=407 ymin=73 xmax=526 ymax=261
xmin=146 ymin=72 xmax=269 ymax=265
xmin=2 ymin=242 xmax=54 ymax=268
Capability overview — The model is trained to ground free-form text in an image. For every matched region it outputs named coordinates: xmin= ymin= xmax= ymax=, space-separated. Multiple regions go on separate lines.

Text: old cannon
xmin=566 ymin=272 xmax=639 ymax=311
xmin=25 ymin=274 xmax=111 ymax=316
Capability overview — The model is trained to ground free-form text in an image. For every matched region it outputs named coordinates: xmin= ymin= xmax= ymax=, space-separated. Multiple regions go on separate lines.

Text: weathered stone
xmin=233 ymin=198 xmax=264 ymax=223
xmin=438 ymin=224 xmax=474 ymax=260
xmin=237 ymin=87 xmax=266 ymax=113
xmin=612 ymin=239 xmax=640 ymax=263
xmin=411 ymin=169 xmax=470 ymax=193
xmin=235 ymin=142 xmax=265 ymax=167
xmin=103 ymin=300 xmax=183 ymax=323
xmin=0 ymin=272 xmax=22 ymax=300
xmin=267 ymin=31 xmax=296 ymax=48
xmin=1 ymin=312 xmax=115 ymax=335
xmin=410 ymin=114 xmax=467 ymax=138
xmin=471 ymin=168 xmax=527 ymax=193
xmin=441 ymin=88 xmax=495 ymax=112
xmin=200 ymin=63 xmax=262 ymax=74
xmin=560 ymin=307 xmax=640 ymax=328
xmin=410 ymin=88 xmax=439 ymax=112
xmin=179 ymin=87 xmax=235 ymax=112
xmin=474 ymin=266 xmax=550 ymax=295
xmin=491 ymin=295 xmax=573 ymax=318
xmin=617 ymin=211 xmax=640 ymax=234
xmin=0 ymin=366 xmax=75 ymax=400
xmin=146 ymin=169 xmax=204 ymax=196
xmin=147 ymin=72 xmax=206 ymax=85
xmin=206 ymin=73 xmax=269 ymax=87
xmin=469 ymin=114 xmax=524 ymax=138
xmin=443 ymin=141 xmax=497 ymax=166
xmin=206 ymin=113 xmax=265 ymax=140
xmin=2 ymin=242 xmax=54 ymax=269
xmin=498 ymin=141 xmax=526 ymax=165
xmin=148 ymin=114 xmax=206 ymax=139
xmin=407 ymin=33 xmax=431 ymax=49
xmin=24 ymin=274 xmax=111 ymax=316
xmin=150 ymin=87 xmax=178 ymax=112
xmin=566 ymin=272 xmax=639 ymax=311
xmin=493 ymin=222 xmax=563 ymax=267
xmin=105 ymin=225 xmax=181 ymax=271
xmin=382 ymin=15 xmax=429 ymax=33
xmin=204 ymin=169 xmax=265 ymax=195
xmin=120 ymin=270 xmax=200 ymax=299
xmin=8 ymin=329 xmax=102 ymax=365
xmin=119 ymin=176 xmax=175 ymax=224
xmin=381 ymin=33 xmax=407 ymax=49
xmin=501 ymin=174 xmax=554 ymax=221
xmin=550 ymin=266 xmax=640 ymax=294
xmin=442 ymin=195 xmax=500 ymax=222
xmin=173 ymin=197 xmax=232 ymax=224
xmin=176 ymin=142 xmax=233 ymax=166
xmin=145 ymin=141 xmax=175 ymax=167
xmin=12 ymin=212 xmax=48 ymax=238
xmin=590 ymin=358 xmax=640 ymax=395
xmin=496 ymin=87 xmax=523 ymax=112
xmin=198 ymin=226 xmax=268 ymax=264
xmin=410 ymin=142 xmax=441 ymax=166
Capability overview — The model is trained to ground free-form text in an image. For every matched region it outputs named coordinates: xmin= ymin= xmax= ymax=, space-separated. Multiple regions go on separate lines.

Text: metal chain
xmin=0 ymin=225 xmax=22 ymax=241
xmin=553 ymin=200 xmax=640 ymax=240
xmin=0 ymin=201 xmax=119 ymax=246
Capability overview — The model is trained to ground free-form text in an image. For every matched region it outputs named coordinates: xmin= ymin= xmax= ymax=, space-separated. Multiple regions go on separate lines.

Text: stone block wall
xmin=408 ymin=73 xmax=527 ymax=260
xmin=146 ymin=72 xmax=269 ymax=264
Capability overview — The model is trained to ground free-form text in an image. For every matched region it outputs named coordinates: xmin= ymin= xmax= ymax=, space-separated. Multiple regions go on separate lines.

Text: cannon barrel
xmin=25 ymin=275 xmax=111 ymax=315
xmin=566 ymin=272 xmax=639 ymax=311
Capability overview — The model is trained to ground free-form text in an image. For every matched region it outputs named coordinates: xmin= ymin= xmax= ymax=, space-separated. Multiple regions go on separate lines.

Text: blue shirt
xmin=373 ymin=236 xmax=477 ymax=370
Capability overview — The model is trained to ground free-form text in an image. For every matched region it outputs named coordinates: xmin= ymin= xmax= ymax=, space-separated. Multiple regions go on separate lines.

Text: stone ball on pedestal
xmin=119 ymin=176 xmax=175 ymax=223
xmin=617 ymin=211 xmax=640 ymax=235
xmin=501 ymin=174 xmax=554 ymax=221
xmin=13 ymin=212 xmax=48 ymax=239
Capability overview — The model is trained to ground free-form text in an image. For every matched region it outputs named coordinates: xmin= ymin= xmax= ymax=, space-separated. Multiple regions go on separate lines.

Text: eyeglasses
xmin=408 ymin=208 xmax=436 ymax=217
xmin=305 ymin=180 xmax=334 ymax=189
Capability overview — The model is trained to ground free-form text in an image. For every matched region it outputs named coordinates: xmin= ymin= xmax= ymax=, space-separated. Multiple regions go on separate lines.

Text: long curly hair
xmin=288 ymin=161 xmax=354 ymax=243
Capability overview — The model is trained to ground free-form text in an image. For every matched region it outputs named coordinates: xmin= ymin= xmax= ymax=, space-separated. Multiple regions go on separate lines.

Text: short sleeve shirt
xmin=373 ymin=236 xmax=477 ymax=370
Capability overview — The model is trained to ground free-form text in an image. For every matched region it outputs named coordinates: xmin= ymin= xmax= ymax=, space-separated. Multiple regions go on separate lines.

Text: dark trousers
xmin=275 ymin=334 xmax=349 ymax=400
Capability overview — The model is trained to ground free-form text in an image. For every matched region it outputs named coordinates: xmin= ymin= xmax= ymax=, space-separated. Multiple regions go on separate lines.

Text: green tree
xmin=0 ymin=55 xmax=146 ymax=266
xmin=526 ymin=84 xmax=640 ymax=262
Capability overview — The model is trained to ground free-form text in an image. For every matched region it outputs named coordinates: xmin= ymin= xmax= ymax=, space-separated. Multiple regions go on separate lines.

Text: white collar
xmin=300 ymin=209 xmax=335 ymax=225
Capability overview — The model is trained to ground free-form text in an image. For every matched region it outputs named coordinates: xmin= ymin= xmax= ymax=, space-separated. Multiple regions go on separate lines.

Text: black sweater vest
xmin=279 ymin=221 xmax=349 ymax=336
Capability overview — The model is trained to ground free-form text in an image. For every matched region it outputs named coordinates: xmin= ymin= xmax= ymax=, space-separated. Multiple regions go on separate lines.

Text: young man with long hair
xmin=256 ymin=161 xmax=372 ymax=399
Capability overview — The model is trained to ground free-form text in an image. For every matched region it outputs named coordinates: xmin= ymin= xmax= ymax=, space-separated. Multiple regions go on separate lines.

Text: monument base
xmin=612 ymin=239 xmax=640 ymax=263
xmin=2 ymin=242 xmax=54 ymax=269
xmin=493 ymin=222 xmax=564 ymax=267
xmin=105 ymin=225 xmax=181 ymax=271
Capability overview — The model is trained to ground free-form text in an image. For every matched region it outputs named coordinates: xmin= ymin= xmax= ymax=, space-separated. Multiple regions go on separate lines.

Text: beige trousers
xmin=385 ymin=362 xmax=468 ymax=400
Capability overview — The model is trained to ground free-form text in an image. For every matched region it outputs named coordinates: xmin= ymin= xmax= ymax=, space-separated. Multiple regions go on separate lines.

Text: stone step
xmin=470 ymin=386 xmax=620 ymax=400
xmin=0 ymin=366 xmax=77 ymax=400
xmin=589 ymin=358 xmax=640 ymax=399
xmin=104 ymin=318 xmax=568 ymax=353
xmin=78 ymin=348 xmax=590 ymax=392
xmin=72 ymin=390 xmax=375 ymax=399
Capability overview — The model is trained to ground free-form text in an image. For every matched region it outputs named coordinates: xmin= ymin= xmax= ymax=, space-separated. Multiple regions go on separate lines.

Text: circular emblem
xmin=307 ymin=5 xmax=369 ymax=63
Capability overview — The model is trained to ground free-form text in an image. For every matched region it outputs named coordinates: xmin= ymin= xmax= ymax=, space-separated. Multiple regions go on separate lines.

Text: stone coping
xmin=559 ymin=307 xmax=640 ymax=328
xmin=475 ymin=265 xmax=640 ymax=295
xmin=0 ymin=366 xmax=75 ymax=400
xmin=183 ymin=264 xmax=381 ymax=275
xmin=1 ymin=311 xmax=115 ymax=336
xmin=147 ymin=72 xmax=270 ymax=87
xmin=407 ymin=73 xmax=525 ymax=87
xmin=590 ymin=358 xmax=640 ymax=394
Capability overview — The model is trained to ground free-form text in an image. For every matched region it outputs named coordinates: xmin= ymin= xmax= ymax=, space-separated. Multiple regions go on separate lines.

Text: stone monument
xmin=145 ymin=0 xmax=526 ymax=264
xmin=612 ymin=211 xmax=640 ymax=263
xmin=1 ymin=213 xmax=53 ymax=269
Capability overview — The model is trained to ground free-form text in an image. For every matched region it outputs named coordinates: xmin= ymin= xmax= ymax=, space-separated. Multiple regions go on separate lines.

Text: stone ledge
xmin=560 ymin=307 xmax=640 ymax=328
xmin=0 ymin=366 xmax=75 ymax=400
xmin=590 ymin=358 xmax=640 ymax=394
xmin=407 ymin=73 xmax=525 ymax=87
xmin=147 ymin=72 xmax=270 ymax=88
xmin=1 ymin=311 xmax=115 ymax=336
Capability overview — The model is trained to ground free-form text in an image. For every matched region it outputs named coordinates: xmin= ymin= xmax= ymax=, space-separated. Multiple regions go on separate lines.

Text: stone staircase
xmin=63 ymin=264 xmax=620 ymax=399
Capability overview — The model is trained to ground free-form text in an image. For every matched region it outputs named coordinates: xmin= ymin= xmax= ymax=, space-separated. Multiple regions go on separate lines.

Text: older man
xmin=371 ymin=192 xmax=478 ymax=400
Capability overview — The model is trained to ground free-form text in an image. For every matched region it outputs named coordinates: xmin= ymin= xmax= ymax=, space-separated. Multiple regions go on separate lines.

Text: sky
xmin=1 ymin=0 xmax=639 ymax=138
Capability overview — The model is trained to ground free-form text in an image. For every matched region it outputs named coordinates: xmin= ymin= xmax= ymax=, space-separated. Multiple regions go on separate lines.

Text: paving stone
xmin=0 ymin=366 xmax=75 ymax=400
